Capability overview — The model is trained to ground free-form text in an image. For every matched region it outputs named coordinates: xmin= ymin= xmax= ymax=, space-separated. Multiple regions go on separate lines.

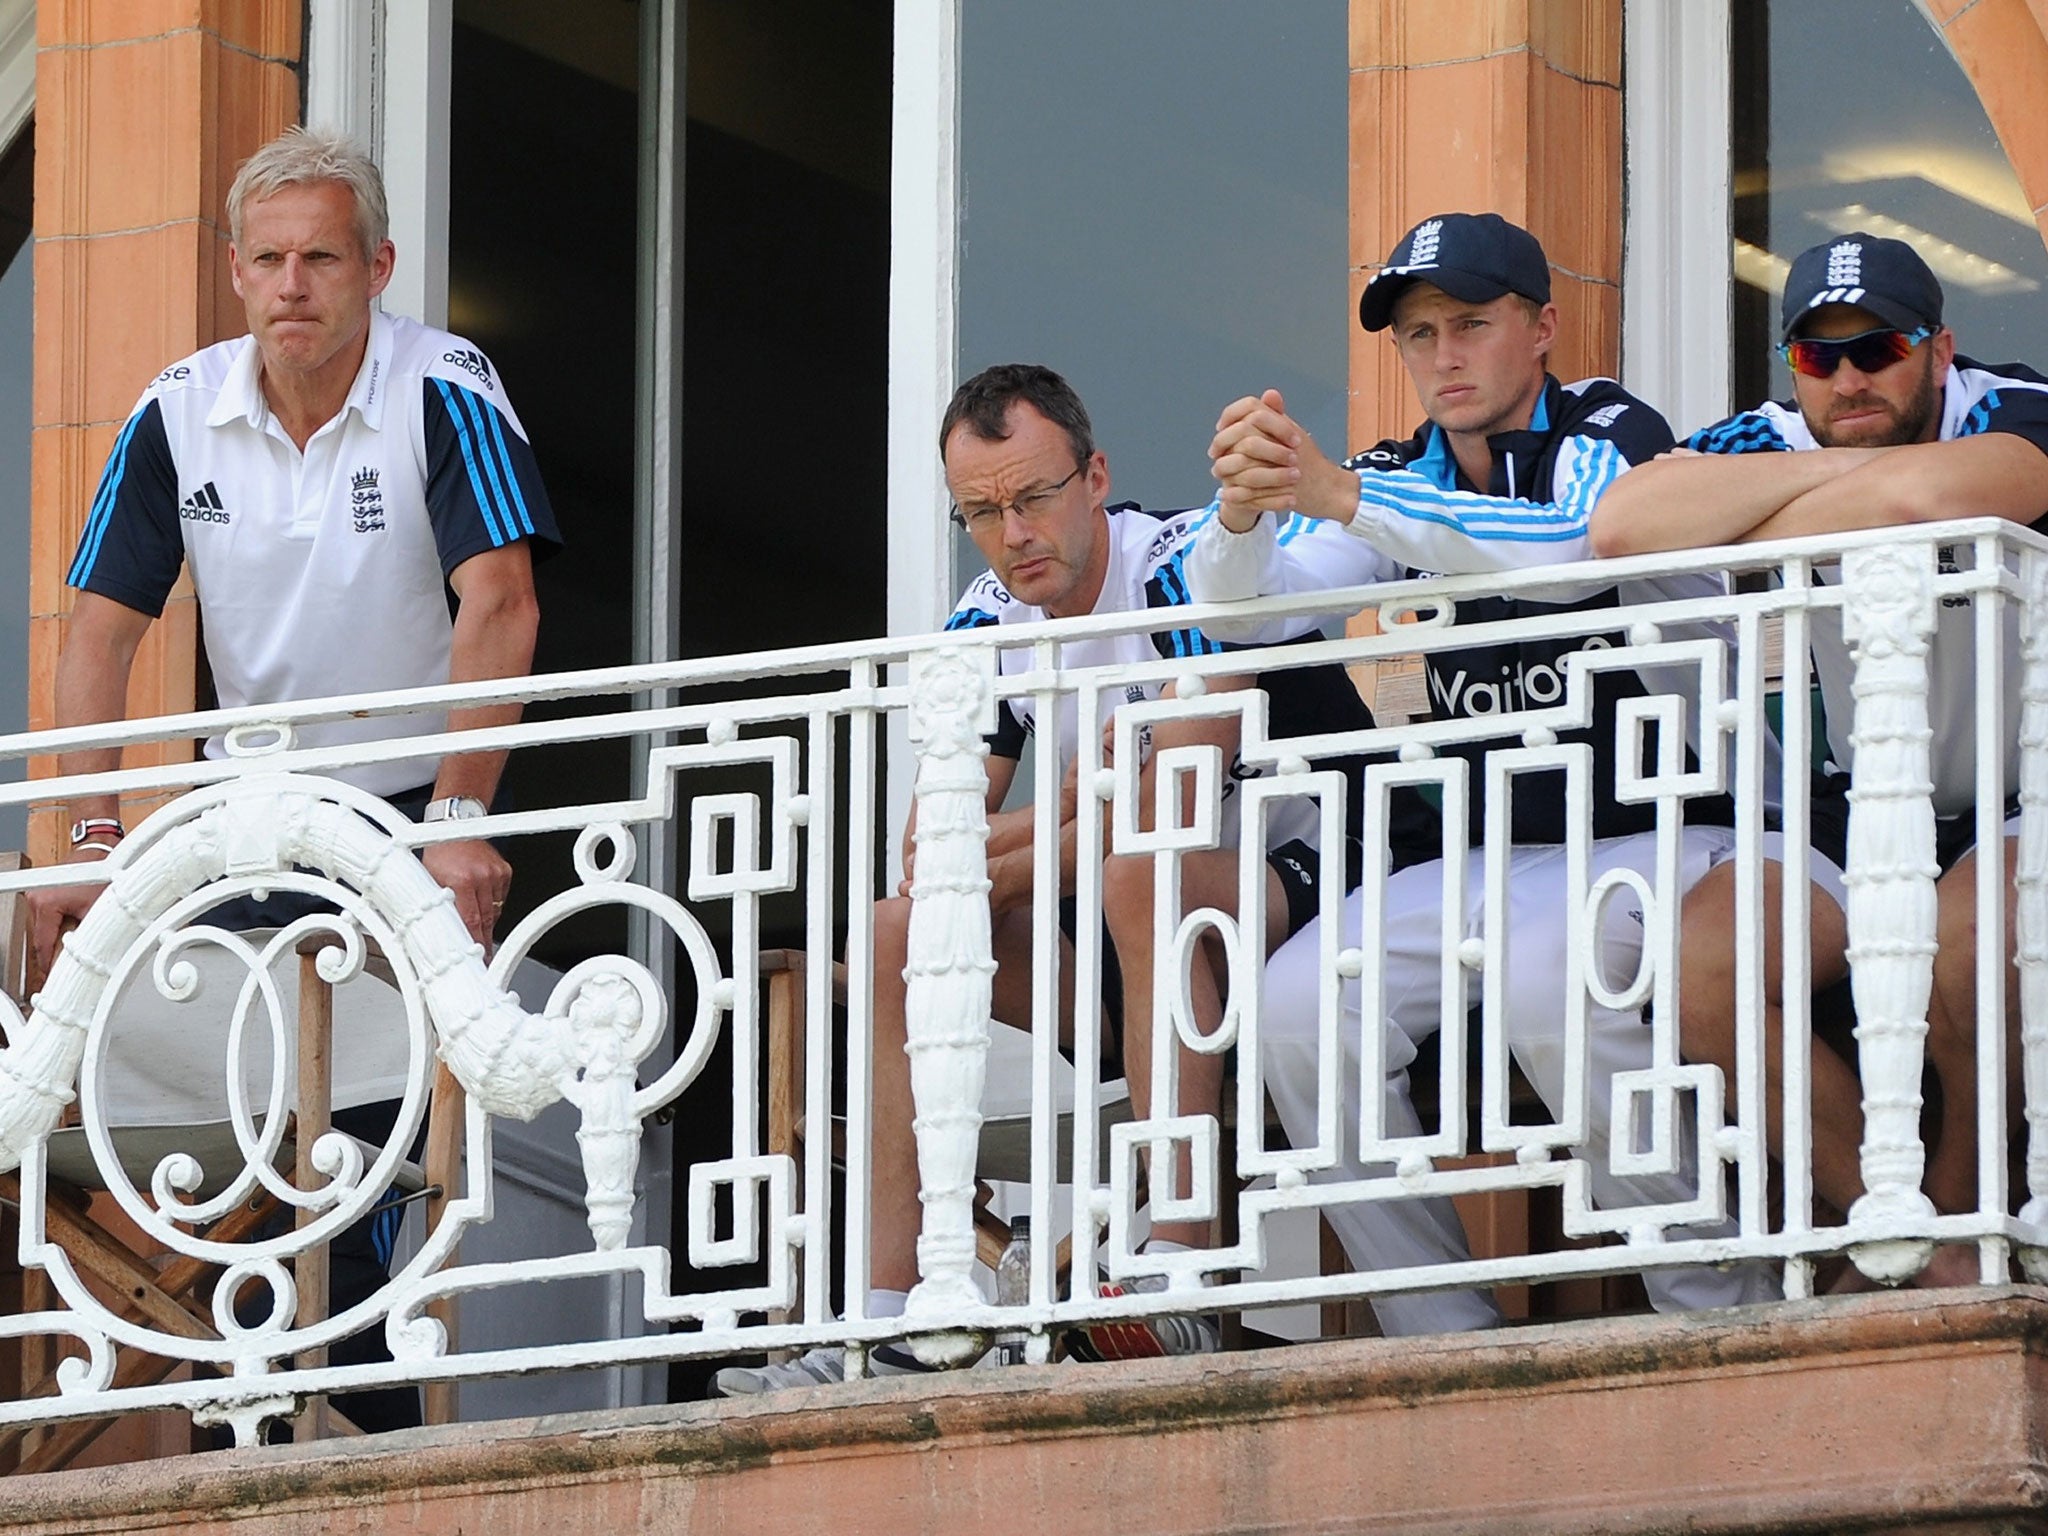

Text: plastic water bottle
xmin=995 ymin=1215 xmax=1031 ymax=1365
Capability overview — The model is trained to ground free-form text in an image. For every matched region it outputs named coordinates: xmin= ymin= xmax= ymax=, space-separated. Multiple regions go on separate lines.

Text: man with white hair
xmin=33 ymin=126 xmax=561 ymax=1432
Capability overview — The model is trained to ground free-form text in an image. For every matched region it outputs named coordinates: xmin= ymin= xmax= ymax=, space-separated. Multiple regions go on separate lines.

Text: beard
xmin=1808 ymin=353 xmax=1941 ymax=448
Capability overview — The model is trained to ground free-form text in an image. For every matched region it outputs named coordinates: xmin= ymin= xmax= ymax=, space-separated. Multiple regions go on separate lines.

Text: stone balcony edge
xmin=6 ymin=1287 xmax=2048 ymax=1534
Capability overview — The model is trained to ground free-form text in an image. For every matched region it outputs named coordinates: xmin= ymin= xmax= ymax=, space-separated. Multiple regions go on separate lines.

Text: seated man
xmin=1190 ymin=212 xmax=1778 ymax=1333
xmin=1589 ymin=233 xmax=2048 ymax=1272
xmin=716 ymin=363 xmax=1434 ymax=1392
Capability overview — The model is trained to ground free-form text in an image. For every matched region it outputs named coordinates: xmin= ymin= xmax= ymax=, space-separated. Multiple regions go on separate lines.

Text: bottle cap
xmin=1010 ymin=1215 xmax=1030 ymax=1238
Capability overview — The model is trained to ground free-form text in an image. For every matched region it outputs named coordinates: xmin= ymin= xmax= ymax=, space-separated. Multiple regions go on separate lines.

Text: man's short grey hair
xmin=226 ymin=126 xmax=390 ymax=258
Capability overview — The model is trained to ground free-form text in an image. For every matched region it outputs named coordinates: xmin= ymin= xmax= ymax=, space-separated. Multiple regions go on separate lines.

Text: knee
xmin=872 ymin=896 xmax=913 ymax=987
xmin=1932 ymin=898 xmax=1983 ymax=983
xmin=1261 ymin=931 xmax=1349 ymax=1048
xmin=1673 ymin=875 xmax=1741 ymax=1032
xmin=1929 ymin=881 xmax=1995 ymax=1050
xmin=1100 ymin=851 xmax=1155 ymax=943
xmin=874 ymin=892 xmax=911 ymax=944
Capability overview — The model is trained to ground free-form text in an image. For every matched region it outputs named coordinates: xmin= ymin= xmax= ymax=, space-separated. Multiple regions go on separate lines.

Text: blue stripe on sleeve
xmin=1553 ymin=437 xmax=1628 ymax=524
xmin=1685 ymin=415 xmax=1790 ymax=455
xmin=433 ymin=378 xmax=507 ymax=547
xmin=456 ymin=388 xmax=521 ymax=543
xmin=476 ymin=394 xmax=539 ymax=536
xmin=68 ymin=411 xmax=144 ymax=585
xmin=1357 ymin=474 xmax=1588 ymax=540
xmin=1154 ymin=553 xmax=1222 ymax=655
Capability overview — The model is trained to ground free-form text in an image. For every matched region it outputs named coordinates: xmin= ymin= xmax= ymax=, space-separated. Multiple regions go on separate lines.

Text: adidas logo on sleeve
xmin=441 ymin=348 xmax=495 ymax=388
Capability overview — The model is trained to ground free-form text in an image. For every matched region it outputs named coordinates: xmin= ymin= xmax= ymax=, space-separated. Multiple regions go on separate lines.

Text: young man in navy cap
xmin=1185 ymin=212 xmax=1776 ymax=1332
xmin=1592 ymin=234 xmax=2048 ymax=1273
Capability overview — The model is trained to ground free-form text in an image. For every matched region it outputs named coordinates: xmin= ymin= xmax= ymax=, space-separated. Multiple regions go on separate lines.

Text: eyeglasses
xmin=949 ymin=464 xmax=1084 ymax=532
xmin=1779 ymin=325 xmax=1933 ymax=380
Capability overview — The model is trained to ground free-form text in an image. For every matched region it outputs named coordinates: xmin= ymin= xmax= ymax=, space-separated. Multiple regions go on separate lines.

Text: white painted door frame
xmin=1622 ymin=0 xmax=1734 ymax=435
xmin=303 ymin=0 xmax=672 ymax=1414
xmin=305 ymin=0 xmax=451 ymax=329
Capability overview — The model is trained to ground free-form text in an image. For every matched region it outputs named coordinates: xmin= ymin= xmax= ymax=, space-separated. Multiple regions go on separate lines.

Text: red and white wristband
xmin=68 ymin=817 xmax=125 ymax=857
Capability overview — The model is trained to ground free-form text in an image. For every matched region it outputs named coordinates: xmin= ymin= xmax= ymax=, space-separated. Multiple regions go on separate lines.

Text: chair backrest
xmin=0 ymin=850 xmax=26 ymax=1008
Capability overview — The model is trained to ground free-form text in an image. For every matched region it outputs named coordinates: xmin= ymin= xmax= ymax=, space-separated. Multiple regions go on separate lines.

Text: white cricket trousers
xmin=1261 ymin=825 xmax=1780 ymax=1335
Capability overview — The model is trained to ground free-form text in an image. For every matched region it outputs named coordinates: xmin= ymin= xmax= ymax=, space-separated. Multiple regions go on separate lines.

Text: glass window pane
xmin=957 ymin=0 xmax=1348 ymax=586
xmin=1733 ymin=0 xmax=2048 ymax=409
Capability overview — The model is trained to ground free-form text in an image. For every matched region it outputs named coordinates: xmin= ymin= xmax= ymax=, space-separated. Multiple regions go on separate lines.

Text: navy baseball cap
xmin=1780 ymin=233 xmax=1943 ymax=341
xmin=1359 ymin=212 xmax=1552 ymax=332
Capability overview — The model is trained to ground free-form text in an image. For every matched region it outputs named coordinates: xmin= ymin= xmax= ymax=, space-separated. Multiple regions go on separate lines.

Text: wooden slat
xmin=294 ymin=947 xmax=334 ymax=1440
xmin=422 ymin=1062 xmax=463 ymax=1427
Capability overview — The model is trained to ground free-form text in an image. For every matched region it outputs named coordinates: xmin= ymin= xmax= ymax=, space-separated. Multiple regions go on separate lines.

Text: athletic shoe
xmin=1067 ymin=1273 xmax=1221 ymax=1362
xmin=713 ymin=1345 xmax=843 ymax=1396
xmin=712 ymin=1340 xmax=939 ymax=1397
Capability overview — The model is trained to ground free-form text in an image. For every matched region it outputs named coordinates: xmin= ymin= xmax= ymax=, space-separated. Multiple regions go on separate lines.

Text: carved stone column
xmin=2016 ymin=555 xmax=2048 ymax=1277
xmin=899 ymin=646 xmax=998 ymax=1364
xmin=1840 ymin=543 xmax=1941 ymax=1282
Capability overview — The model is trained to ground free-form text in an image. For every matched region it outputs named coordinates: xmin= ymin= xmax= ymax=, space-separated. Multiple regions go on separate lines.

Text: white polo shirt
xmin=944 ymin=504 xmax=1407 ymax=864
xmin=67 ymin=311 xmax=560 ymax=796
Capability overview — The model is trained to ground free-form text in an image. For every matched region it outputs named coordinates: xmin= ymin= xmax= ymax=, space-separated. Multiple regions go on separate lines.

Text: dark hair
xmin=939 ymin=363 xmax=1096 ymax=467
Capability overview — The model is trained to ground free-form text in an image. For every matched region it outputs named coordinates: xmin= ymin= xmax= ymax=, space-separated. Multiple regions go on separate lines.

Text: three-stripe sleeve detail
xmin=1354 ymin=460 xmax=1599 ymax=543
xmin=432 ymin=378 xmax=538 ymax=546
xmin=68 ymin=410 xmax=147 ymax=586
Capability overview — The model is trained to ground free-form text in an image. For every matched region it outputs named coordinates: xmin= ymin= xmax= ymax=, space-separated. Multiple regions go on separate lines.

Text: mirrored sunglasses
xmin=1779 ymin=325 xmax=1932 ymax=380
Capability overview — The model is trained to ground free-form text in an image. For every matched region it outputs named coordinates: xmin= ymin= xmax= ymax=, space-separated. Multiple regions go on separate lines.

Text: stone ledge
xmin=5 ymin=1288 xmax=2048 ymax=1534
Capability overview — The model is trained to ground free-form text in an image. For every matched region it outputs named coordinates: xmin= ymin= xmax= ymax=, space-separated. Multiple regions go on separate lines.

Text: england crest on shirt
xmin=351 ymin=466 xmax=386 ymax=534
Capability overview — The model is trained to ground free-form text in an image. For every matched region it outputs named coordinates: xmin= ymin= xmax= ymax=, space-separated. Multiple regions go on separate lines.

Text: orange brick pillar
xmin=1347 ymin=0 xmax=1623 ymax=448
xmin=1341 ymin=4 xmax=1625 ymax=1314
xmin=1922 ymin=0 xmax=2048 ymax=256
xmin=27 ymin=3 xmax=301 ymax=865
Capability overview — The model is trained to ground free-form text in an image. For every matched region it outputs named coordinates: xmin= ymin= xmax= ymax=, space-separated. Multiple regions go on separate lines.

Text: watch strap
xmin=422 ymin=795 xmax=490 ymax=823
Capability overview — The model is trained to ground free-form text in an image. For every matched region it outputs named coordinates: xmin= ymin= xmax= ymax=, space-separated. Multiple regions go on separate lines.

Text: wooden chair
xmin=0 ymin=893 xmax=464 ymax=1470
xmin=761 ymin=948 xmax=1134 ymax=1310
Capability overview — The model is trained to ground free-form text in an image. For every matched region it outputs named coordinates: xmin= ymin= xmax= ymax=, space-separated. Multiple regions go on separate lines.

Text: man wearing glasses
xmin=1590 ymin=233 xmax=2048 ymax=1279
xmin=716 ymin=363 xmax=1434 ymax=1392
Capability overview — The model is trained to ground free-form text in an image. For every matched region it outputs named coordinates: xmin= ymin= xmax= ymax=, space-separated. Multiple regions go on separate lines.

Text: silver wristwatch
xmin=421 ymin=795 xmax=490 ymax=824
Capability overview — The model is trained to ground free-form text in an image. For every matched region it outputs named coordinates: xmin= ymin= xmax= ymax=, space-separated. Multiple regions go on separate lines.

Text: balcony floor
xmin=4 ymin=1287 xmax=2048 ymax=1534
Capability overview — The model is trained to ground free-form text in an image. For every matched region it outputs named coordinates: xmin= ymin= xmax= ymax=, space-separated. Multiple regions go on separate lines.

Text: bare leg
xmin=1675 ymin=861 xmax=1858 ymax=1214
xmin=869 ymin=896 xmax=1072 ymax=1294
xmin=1925 ymin=837 xmax=2021 ymax=1217
xmin=1104 ymin=849 xmax=1290 ymax=1249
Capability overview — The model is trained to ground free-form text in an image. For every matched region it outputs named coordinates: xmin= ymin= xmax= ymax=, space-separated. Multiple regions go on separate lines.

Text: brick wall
xmin=27 ymin=1 xmax=300 ymax=864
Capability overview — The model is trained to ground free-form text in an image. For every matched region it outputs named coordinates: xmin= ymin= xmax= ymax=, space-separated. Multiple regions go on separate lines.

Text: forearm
xmin=1347 ymin=464 xmax=1598 ymax=574
xmin=986 ymin=802 xmax=1036 ymax=859
xmin=987 ymin=811 xmax=1077 ymax=913
xmin=1185 ymin=506 xmax=1394 ymax=642
xmin=52 ymin=603 xmax=149 ymax=825
xmin=1589 ymin=450 xmax=1881 ymax=556
xmin=1743 ymin=435 xmax=2048 ymax=542
xmin=434 ymin=584 xmax=538 ymax=803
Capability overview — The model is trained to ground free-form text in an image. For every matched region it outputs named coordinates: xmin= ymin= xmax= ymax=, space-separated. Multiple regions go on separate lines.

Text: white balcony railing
xmin=0 ymin=519 xmax=2043 ymax=1446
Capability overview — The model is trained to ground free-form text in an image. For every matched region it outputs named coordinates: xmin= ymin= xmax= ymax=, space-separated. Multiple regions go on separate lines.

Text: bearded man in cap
xmin=1592 ymin=234 xmax=2048 ymax=1276
xmin=1184 ymin=212 xmax=1778 ymax=1332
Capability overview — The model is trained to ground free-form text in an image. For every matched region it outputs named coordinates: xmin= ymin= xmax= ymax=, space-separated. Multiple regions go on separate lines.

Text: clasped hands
xmin=1209 ymin=387 xmax=1360 ymax=531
